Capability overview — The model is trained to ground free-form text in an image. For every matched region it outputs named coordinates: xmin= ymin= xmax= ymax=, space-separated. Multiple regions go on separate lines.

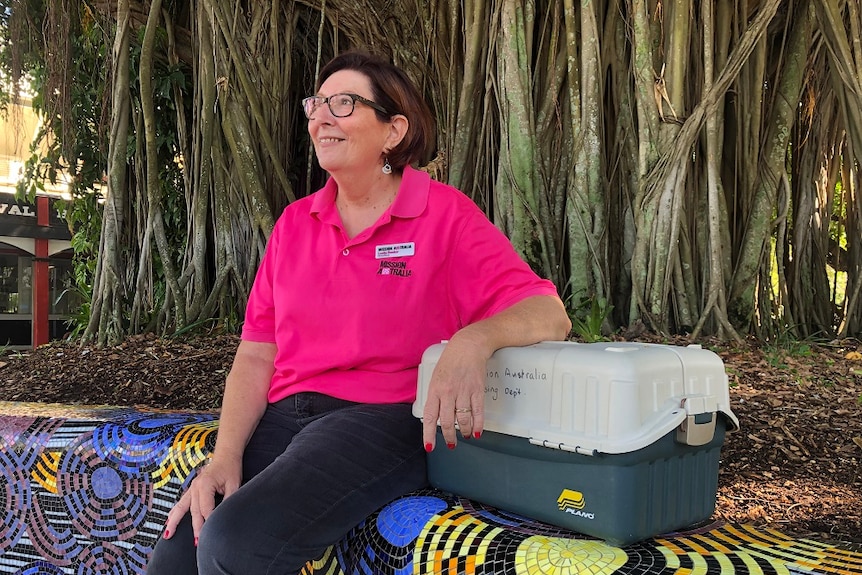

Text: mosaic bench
xmin=0 ymin=401 xmax=860 ymax=575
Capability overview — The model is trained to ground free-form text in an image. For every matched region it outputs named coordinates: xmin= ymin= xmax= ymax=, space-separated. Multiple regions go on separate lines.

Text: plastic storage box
xmin=413 ymin=341 xmax=739 ymax=546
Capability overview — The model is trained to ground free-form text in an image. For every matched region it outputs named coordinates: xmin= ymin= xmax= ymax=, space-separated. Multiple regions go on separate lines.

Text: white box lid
xmin=413 ymin=341 xmax=739 ymax=455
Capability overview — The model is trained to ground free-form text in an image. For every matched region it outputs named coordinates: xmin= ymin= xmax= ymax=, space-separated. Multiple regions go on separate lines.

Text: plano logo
xmin=557 ymin=489 xmax=595 ymax=520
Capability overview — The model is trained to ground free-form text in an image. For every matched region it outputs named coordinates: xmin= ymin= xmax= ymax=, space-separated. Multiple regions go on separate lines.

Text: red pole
xmin=33 ymin=196 xmax=50 ymax=347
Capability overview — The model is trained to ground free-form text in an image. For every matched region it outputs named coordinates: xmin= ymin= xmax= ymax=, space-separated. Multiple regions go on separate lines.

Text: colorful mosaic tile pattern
xmin=0 ymin=402 xmax=217 ymax=574
xmin=0 ymin=401 xmax=859 ymax=575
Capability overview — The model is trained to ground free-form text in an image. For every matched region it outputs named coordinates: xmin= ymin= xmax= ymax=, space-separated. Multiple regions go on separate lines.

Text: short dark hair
xmin=317 ymin=51 xmax=436 ymax=172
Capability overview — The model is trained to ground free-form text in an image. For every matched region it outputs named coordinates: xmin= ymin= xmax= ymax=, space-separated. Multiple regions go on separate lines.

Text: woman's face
xmin=307 ymin=70 xmax=395 ymax=177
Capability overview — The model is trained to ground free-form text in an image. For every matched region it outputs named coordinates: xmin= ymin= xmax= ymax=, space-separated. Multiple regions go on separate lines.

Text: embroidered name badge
xmin=375 ymin=242 xmax=415 ymax=259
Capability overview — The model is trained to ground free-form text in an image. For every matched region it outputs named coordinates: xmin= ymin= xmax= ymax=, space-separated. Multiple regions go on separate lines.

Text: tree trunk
xmin=729 ymin=0 xmax=815 ymax=331
xmin=83 ymin=0 xmax=131 ymax=345
xmin=564 ymin=0 xmax=607 ymax=305
xmin=494 ymin=0 xmax=555 ymax=280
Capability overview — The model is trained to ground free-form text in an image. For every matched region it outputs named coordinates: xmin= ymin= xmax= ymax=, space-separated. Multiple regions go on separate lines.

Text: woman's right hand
xmin=161 ymin=457 xmax=242 ymax=544
xmin=161 ymin=341 xmax=274 ymax=545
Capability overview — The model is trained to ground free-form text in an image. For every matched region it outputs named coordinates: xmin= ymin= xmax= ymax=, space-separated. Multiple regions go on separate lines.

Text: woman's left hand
xmin=421 ymin=336 xmax=488 ymax=450
xmin=420 ymin=296 xmax=572 ymax=451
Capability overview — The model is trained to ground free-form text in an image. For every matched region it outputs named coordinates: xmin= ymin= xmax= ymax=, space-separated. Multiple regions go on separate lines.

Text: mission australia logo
xmin=377 ymin=260 xmax=412 ymax=277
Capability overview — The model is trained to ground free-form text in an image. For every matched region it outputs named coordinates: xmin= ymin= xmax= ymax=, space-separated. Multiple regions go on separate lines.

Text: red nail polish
xmin=424 ymin=442 xmax=433 ymax=452
xmin=194 ymin=537 xmax=199 ymax=547
xmin=473 ymin=431 xmax=482 ymax=439
xmin=163 ymin=529 xmax=170 ymax=539
xmin=447 ymin=442 xmax=456 ymax=450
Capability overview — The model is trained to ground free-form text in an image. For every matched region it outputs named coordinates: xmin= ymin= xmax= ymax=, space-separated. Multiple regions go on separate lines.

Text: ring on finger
xmin=455 ymin=407 xmax=472 ymax=413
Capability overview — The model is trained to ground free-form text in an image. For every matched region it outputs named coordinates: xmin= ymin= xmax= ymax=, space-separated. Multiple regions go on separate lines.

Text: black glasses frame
xmin=302 ymin=93 xmax=389 ymax=118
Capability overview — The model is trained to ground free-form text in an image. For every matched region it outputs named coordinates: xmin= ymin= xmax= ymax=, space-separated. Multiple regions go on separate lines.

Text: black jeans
xmin=146 ymin=392 xmax=428 ymax=575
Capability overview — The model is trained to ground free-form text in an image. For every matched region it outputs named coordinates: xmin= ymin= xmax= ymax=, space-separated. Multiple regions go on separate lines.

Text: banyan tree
xmin=1 ymin=0 xmax=860 ymax=345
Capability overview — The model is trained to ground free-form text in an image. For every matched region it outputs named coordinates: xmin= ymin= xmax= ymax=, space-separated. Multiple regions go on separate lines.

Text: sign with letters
xmin=0 ymin=194 xmax=71 ymax=240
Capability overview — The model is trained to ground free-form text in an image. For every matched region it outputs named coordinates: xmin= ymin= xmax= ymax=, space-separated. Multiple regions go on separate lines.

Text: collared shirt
xmin=242 ymin=166 xmax=559 ymax=404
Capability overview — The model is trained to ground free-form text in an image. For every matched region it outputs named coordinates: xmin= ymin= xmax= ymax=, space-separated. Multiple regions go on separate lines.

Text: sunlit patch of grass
xmin=827 ymin=264 xmax=847 ymax=307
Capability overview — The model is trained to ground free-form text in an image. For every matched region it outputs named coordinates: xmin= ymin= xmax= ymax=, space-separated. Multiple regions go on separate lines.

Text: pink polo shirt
xmin=242 ymin=166 xmax=560 ymax=404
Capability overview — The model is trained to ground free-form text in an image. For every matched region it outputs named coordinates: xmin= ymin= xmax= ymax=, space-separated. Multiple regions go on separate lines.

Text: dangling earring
xmin=382 ymin=158 xmax=392 ymax=175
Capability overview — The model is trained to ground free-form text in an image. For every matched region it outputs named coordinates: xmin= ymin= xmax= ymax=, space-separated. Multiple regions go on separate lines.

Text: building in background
xmin=0 ymin=97 xmax=78 ymax=348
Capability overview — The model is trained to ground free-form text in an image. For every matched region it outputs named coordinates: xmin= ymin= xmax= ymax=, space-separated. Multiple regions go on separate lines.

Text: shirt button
xmin=342 ymin=248 xmax=350 ymax=256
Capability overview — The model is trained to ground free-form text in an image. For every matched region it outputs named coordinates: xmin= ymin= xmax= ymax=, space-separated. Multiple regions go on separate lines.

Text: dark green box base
xmin=428 ymin=419 xmax=728 ymax=546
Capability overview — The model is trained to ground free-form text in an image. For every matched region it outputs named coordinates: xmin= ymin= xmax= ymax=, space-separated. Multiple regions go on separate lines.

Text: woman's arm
xmin=208 ymin=340 xmax=276 ymax=465
xmin=421 ymin=295 xmax=571 ymax=449
xmin=163 ymin=340 xmax=276 ymax=542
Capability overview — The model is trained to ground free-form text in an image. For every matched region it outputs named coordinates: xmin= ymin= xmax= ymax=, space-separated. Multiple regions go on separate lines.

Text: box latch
xmin=676 ymin=396 xmax=716 ymax=446
xmin=528 ymin=437 xmax=598 ymax=456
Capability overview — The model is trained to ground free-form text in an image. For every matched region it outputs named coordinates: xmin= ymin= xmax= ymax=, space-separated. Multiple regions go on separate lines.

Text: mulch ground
xmin=0 ymin=331 xmax=859 ymax=543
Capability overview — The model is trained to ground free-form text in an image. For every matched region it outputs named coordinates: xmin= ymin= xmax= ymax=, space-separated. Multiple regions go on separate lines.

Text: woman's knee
xmin=196 ymin=510 xmax=245 ymax=573
xmin=147 ymin=515 xmax=198 ymax=575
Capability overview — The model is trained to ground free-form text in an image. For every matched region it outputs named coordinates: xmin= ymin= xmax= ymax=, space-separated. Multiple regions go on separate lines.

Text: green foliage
xmin=724 ymin=367 xmax=739 ymax=387
xmin=16 ymin=9 xmax=109 ymax=201
xmin=63 ymin=193 xmax=101 ymax=337
xmin=168 ymin=317 xmax=220 ymax=339
xmin=0 ymin=0 xmax=41 ymax=109
xmin=567 ymin=292 xmax=613 ymax=343
xmin=56 ymin=284 xmax=91 ymax=340
xmin=762 ymin=332 xmax=815 ymax=369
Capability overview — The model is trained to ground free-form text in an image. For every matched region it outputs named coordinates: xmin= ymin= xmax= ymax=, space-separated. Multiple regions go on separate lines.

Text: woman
xmin=147 ymin=50 xmax=571 ymax=575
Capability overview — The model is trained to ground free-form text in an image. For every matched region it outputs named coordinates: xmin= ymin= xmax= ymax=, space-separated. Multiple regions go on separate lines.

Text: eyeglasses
xmin=301 ymin=93 xmax=389 ymax=118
